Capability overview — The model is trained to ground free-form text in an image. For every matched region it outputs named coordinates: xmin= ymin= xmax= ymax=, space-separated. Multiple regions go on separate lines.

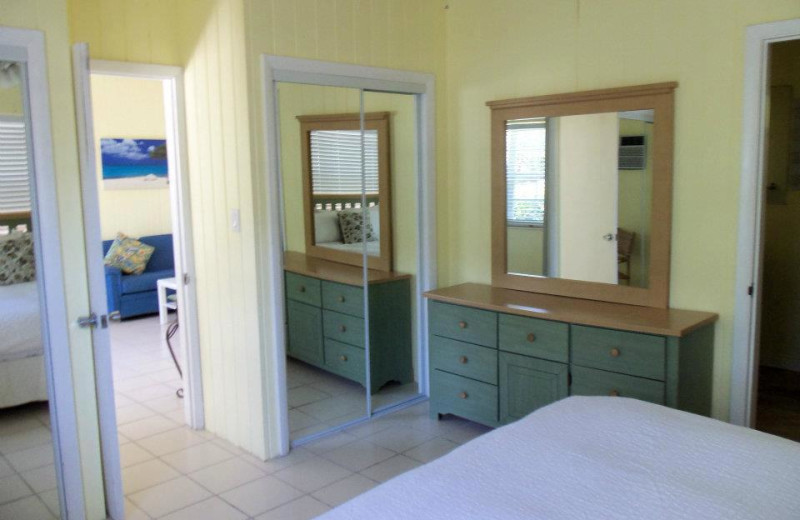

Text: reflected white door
xmin=557 ymin=113 xmax=619 ymax=284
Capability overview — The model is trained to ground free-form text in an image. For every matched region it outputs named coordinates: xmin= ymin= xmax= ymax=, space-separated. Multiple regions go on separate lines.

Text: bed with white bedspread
xmin=0 ymin=281 xmax=47 ymax=408
xmin=320 ymin=397 xmax=800 ymax=520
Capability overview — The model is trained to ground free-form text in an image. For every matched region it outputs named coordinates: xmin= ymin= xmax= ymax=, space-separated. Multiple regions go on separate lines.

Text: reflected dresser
xmin=425 ymin=284 xmax=718 ymax=427
xmin=284 ymin=251 xmax=413 ymax=394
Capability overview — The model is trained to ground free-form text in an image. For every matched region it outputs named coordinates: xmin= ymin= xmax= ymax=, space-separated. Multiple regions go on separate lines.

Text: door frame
xmin=260 ymin=56 xmax=437 ymax=456
xmin=83 ymin=58 xmax=205 ymax=429
xmin=1 ymin=27 xmax=87 ymax=518
xmin=731 ymin=18 xmax=800 ymax=427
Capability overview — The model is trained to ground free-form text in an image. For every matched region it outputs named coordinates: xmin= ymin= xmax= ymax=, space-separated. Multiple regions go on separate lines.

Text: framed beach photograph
xmin=100 ymin=138 xmax=168 ymax=189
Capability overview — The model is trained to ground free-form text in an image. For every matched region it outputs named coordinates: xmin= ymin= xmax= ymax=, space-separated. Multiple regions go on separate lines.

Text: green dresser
xmin=284 ymin=254 xmax=413 ymax=394
xmin=426 ymin=284 xmax=718 ymax=427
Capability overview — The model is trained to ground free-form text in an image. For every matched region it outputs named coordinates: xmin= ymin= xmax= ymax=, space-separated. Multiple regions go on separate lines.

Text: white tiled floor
xmin=287 ymin=358 xmax=422 ymax=443
xmin=3 ymin=313 xmax=493 ymax=520
xmin=0 ymin=402 xmax=60 ymax=519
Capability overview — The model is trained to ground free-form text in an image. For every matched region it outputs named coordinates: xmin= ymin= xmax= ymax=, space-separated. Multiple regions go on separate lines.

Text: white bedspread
xmin=320 ymin=397 xmax=800 ymax=520
xmin=0 ymin=281 xmax=42 ymax=362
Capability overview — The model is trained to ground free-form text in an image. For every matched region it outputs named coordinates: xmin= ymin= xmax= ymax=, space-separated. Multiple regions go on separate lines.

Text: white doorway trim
xmin=87 ymin=58 xmax=204 ymax=429
xmin=731 ymin=18 xmax=800 ymax=427
xmin=1 ymin=26 xmax=87 ymax=519
xmin=259 ymin=56 xmax=437 ymax=456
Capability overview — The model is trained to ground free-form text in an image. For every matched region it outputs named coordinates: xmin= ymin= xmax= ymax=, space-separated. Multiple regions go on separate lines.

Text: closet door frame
xmin=260 ymin=56 xmax=437 ymax=456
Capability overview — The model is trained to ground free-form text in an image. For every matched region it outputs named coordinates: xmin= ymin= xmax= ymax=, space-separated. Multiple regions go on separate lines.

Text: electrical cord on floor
xmin=165 ymin=317 xmax=184 ymax=399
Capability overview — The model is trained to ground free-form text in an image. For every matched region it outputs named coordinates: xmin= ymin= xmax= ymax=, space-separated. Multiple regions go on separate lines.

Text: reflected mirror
xmin=0 ymin=60 xmax=62 ymax=518
xmin=299 ymin=111 xmax=392 ymax=272
xmin=489 ymin=83 xmax=676 ymax=308
xmin=505 ymin=110 xmax=653 ymax=287
xmin=279 ymin=83 xmax=369 ymax=442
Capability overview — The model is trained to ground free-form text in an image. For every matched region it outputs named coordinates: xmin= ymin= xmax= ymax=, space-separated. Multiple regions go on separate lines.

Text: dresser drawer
xmin=324 ymin=339 xmax=365 ymax=384
xmin=429 ymin=301 xmax=497 ymax=348
xmin=570 ymin=365 xmax=665 ymax=405
xmin=286 ymin=300 xmax=323 ymax=365
xmin=285 ymin=272 xmax=321 ymax=307
xmin=571 ymin=325 xmax=666 ymax=380
xmin=499 ymin=313 xmax=568 ymax=363
xmin=431 ymin=369 xmax=498 ymax=425
xmin=430 ymin=336 xmax=498 ymax=385
xmin=323 ymin=309 xmax=365 ymax=348
xmin=322 ymin=281 xmax=364 ymax=318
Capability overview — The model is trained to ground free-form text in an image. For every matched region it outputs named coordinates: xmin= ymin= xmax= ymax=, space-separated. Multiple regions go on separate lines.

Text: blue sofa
xmin=103 ymin=234 xmax=175 ymax=319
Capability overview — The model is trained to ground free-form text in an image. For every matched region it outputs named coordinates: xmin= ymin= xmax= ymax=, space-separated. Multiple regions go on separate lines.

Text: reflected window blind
xmin=506 ymin=118 xmax=546 ymax=225
xmin=0 ymin=116 xmax=31 ymax=214
xmin=310 ymin=129 xmax=379 ymax=194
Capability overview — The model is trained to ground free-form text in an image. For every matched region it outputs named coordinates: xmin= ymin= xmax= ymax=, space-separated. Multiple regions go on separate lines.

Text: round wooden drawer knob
xmin=340 ymin=355 xmax=348 ymax=362
xmin=338 ymin=296 xmax=345 ymax=303
xmin=609 ymin=389 xmax=620 ymax=397
xmin=610 ymin=348 xmax=621 ymax=358
xmin=299 ymin=286 xmax=306 ymax=293
xmin=339 ymin=325 xmax=347 ymax=332
xmin=459 ymin=356 xmax=468 ymax=364
xmin=458 ymin=321 xmax=467 ymax=329
xmin=527 ymin=333 xmax=536 ymax=343
xmin=458 ymin=391 xmax=468 ymax=399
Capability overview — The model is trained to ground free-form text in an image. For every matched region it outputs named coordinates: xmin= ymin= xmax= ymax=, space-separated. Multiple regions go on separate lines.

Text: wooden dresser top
xmin=284 ymin=251 xmax=411 ymax=286
xmin=423 ymin=283 xmax=718 ymax=337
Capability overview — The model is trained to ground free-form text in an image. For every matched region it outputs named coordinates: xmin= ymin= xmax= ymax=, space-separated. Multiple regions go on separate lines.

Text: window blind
xmin=0 ymin=116 xmax=31 ymax=214
xmin=506 ymin=118 xmax=546 ymax=225
xmin=310 ymin=129 xmax=379 ymax=194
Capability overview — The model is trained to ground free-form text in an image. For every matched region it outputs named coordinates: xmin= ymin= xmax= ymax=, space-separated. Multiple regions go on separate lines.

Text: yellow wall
xmin=761 ymin=39 xmax=800 ymax=371
xmin=90 ymin=74 xmax=172 ymax=240
xmin=2 ymin=1 xmax=106 ymax=517
xmin=0 ymin=83 xmax=23 ymax=115
xmin=443 ymin=0 xmax=800 ymax=419
xmin=618 ymin=117 xmax=653 ymax=288
xmin=507 ymin=226 xmax=544 ymax=275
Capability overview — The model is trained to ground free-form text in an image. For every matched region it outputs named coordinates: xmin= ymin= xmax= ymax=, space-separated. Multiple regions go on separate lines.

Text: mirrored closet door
xmin=277 ymin=81 xmax=424 ymax=444
xmin=279 ymin=83 xmax=370 ymax=442
xmin=0 ymin=60 xmax=62 ymax=519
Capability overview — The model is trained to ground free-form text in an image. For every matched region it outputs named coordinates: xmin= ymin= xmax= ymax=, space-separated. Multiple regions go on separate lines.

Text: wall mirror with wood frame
xmin=298 ymin=111 xmax=393 ymax=272
xmin=488 ymin=82 xmax=676 ymax=308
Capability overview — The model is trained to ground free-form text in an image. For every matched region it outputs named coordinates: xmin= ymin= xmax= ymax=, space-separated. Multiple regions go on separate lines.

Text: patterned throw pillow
xmin=338 ymin=209 xmax=376 ymax=244
xmin=104 ymin=233 xmax=155 ymax=275
xmin=0 ymin=232 xmax=36 ymax=286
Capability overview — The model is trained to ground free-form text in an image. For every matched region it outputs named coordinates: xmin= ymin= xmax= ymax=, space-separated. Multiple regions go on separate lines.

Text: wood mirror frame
xmin=298 ymin=112 xmax=393 ymax=272
xmin=487 ymin=82 xmax=677 ymax=308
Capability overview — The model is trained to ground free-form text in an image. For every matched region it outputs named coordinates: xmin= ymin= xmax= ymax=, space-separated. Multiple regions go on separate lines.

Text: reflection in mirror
xmin=0 ymin=61 xmax=62 ymax=519
xmin=363 ymin=90 xmax=420 ymax=412
xmin=278 ymin=82 xmax=369 ymax=442
xmin=297 ymin=109 xmax=392 ymax=271
xmin=505 ymin=110 xmax=653 ymax=288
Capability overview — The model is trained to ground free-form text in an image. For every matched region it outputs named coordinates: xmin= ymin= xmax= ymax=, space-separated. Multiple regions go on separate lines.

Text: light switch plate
xmin=231 ymin=209 xmax=241 ymax=232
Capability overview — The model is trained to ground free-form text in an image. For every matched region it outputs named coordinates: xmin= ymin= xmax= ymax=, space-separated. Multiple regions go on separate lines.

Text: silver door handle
xmin=603 ymin=233 xmax=615 ymax=241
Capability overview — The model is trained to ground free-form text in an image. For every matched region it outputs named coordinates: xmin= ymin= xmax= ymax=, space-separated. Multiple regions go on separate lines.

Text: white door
xmin=71 ymin=42 xmax=125 ymax=520
xmin=557 ymin=112 xmax=619 ymax=284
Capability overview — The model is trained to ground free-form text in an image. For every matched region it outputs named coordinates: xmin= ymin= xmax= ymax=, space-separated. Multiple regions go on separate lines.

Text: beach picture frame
xmin=100 ymin=138 xmax=168 ymax=189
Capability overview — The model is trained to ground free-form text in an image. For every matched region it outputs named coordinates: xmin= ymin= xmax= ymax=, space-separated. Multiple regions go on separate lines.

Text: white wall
xmin=90 ymin=74 xmax=172 ymax=240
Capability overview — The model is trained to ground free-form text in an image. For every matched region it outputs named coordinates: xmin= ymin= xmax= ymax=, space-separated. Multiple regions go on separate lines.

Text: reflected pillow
xmin=104 ymin=233 xmax=155 ymax=275
xmin=338 ymin=209 xmax=376 ymax=244
xmin=314 ymin=210 xmax=342 ymax=243
xmin=0 ymin=232 xmax=35 ymax=286
xmin=369 ymin=204 xmax=380 ymax=240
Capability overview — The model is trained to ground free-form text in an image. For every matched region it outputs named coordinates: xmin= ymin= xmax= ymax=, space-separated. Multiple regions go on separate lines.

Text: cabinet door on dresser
xmin=286 ymin=299 xmax=323 ymax=365
xmin=499 ymin=352 xmax=568 ymax=424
